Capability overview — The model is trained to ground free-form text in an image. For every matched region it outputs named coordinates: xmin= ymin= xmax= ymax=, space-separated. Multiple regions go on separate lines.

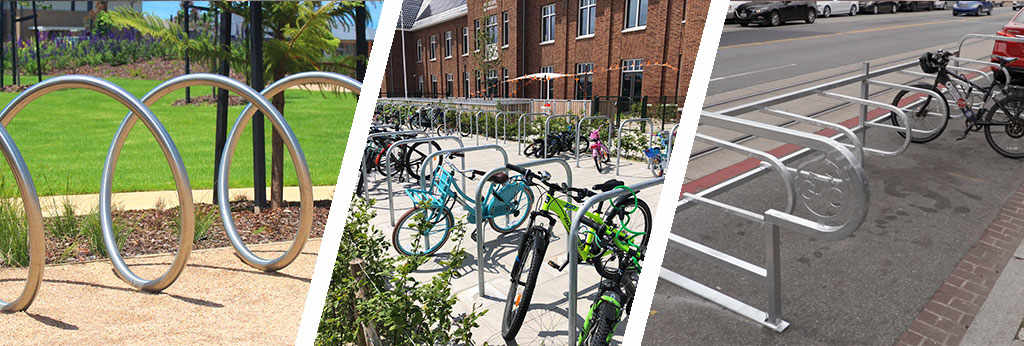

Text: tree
xmin=469 ymin=19 xmax=502 ymax=98
xmin=108 ymin=1 xmax=366 ymax=208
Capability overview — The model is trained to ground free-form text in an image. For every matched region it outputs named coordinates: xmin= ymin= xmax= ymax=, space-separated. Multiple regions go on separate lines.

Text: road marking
xmin=710 ymin=63 xmax=798 ymax=82
xmin=721 ymin=18 xmax=971 ymax=49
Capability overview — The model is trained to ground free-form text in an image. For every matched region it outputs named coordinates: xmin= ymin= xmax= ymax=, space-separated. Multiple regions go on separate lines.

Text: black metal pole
xmin=355 ymin=5 xmax=367 ymax=80
xmin=1 ymin=6 xmax=6 ymax=89
xmin=30 ymin=1 xmax=39 ymax=83
xmin=9 ymin=1 xmax=17 ymax=86
xmin=249 ymin=1 xmax=266 ymax=208
xmin=183 ymin=1 xmax=190 ymax=103
xmin=214 ymin=2 xmax=229 ymax=203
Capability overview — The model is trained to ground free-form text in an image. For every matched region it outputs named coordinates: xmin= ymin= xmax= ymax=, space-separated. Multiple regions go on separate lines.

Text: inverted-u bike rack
xmin=575 ymin=115 xmax=610 ymax=167
xmin=362 ymin=129 xmax=426 ymax=196
xmin=517 ymin=112 xmax=546 ymax=154
xmin=567 ymin=176 xmax=664 ymax=343
xmin=544 ymin=113 xmax=572 ymax=158
xmin=616 ymin=118 xmax=654 ymax=176
xmin=385 ymin=135 xmax=466 ymax=225
xmin=0 ymin=71 xmax=360 ymax=312
xmin=473 ymin=110 xmax=503 ymax=146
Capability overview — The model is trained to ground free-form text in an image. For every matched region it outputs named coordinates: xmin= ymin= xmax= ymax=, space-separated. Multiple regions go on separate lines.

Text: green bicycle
xmin=500 ymin=164 xmax=651 ymax=344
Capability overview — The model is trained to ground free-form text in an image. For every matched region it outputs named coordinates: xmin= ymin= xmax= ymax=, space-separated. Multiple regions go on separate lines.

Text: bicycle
xmin=500 ymin=164 xmax=651 ymax=343
xmin=588 ymin=127 xmax=612 ymax=172
xmin=524 ymin=126 xmax=589 ymax=158
xmin=643 ymin=130 xmax=672 ymax=177
xmin=392 ymin=153 xmax=535 ymax=255
xmin=891 ymin=49 xmax=1024 ymax=157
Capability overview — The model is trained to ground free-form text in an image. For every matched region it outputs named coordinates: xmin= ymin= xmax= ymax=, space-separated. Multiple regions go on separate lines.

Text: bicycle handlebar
xmin=506 ymin=163 xmax=594 ymax=202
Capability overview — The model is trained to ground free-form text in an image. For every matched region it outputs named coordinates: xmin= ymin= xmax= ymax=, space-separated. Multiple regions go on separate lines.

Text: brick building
xmin=383 ymin=0 xmax=709 ymax=102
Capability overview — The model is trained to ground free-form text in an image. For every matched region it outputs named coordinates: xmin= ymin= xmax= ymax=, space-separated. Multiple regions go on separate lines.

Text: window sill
xmin=576 ymin=34 xmax=595 ymax=40
xmin=462 ymin=53 xmax=469 ymax=57
xmin=502 ymin=44 xmax=509 ymax=49
xmin=622 ymin=25 xmax=646 ymax=33
xmin=539 ymin=40 xmax=555 ymax=46
xmin=445 ymin=56 xmax=452 ymax=60
xmin=429 ymin=58 xmax=437 ymax=62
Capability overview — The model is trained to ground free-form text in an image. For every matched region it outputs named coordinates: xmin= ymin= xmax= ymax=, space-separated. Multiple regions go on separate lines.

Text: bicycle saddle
xmin=593 ymin=179 xmax=625 ymax=192
xmin=487 ymin=172 xmax=509 ymax=184
xmin=995 ymin=56 xmax=1019 ymax=66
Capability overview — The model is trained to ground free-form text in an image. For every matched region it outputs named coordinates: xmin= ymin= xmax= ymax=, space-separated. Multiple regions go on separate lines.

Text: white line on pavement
xmin=710 ymin=63 xmax=798 ymax=82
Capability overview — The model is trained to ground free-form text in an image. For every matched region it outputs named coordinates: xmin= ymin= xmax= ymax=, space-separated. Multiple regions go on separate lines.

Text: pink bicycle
xmin=589 ymin=127 xmax=611 ymax=172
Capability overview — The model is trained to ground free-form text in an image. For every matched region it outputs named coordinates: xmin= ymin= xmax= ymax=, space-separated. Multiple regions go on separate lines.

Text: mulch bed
xmin=48 ymin=59 xmax=247 ymax=82
xmin=39 ymin=199 xmax=330 ymax=265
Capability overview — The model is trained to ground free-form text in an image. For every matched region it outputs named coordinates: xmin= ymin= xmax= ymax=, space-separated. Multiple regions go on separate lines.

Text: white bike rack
xmin=385 ymin=135 xmax=466 ymax=225
xmin=575 ymin=115 xmax=611 ymax=167
xmin=615 ymin=118 xmax=654 ymax=176
xmin=544 ymin=113 xmax=573 ymax=158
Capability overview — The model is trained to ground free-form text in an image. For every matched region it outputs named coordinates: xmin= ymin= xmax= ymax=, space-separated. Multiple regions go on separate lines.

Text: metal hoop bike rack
xmin=615 ymin=118 xmax=654 ymax=176
xmin=494 ymin=111 xmax=511 ymax=145
xmin=543 ymin=113 xmax=573 ymax=158
xmin=362 ymin=129 xmax=427 ymax=196
xmin=667 ymin=122 xmax=680 ymax=160
xmin=566 ymin=176 xmax=664 ymax=343
xmin=574 ymin=115 xmax=611 ymax=167
xmin=385 ymin=135 xmax=467 ymax=225
xmin=473 ymin=109 xmax=503 ymax=146
xmin=517 ymin=112 xmax=546 ymax=154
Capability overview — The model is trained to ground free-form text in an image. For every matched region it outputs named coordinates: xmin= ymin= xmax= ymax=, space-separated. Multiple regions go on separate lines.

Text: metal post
xmin=183 ymin=1 xmax=191 ymax=104
xmin=30 ymin=1 xmax=39 ymax=83
xmin=250 ymin=2 xmax=266 ymax=207
xmin=214 ymin=2 xmax=230 ymax=203
xmin=9 ymin=1 xmax=17 ymax=86
xmin=765 ymin=223 xmax=783 ymax=325
xmin=859 ymin=62 xmax=869 ymax=144
xmin=1 ymin=5 xmax=5 ymax=89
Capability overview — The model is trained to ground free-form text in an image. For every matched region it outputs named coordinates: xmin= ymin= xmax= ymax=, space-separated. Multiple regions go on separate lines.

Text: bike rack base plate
xmin=661 ymin=268 xmax=790 ymax=333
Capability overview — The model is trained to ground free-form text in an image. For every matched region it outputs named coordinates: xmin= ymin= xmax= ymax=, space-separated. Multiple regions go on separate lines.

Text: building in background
xmin=382 ymin=0 xmax=708 ymax=103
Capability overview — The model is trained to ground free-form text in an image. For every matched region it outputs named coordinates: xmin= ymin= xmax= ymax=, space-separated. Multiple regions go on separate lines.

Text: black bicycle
xmin=891 ymin=49 xmax=1024 ymax=157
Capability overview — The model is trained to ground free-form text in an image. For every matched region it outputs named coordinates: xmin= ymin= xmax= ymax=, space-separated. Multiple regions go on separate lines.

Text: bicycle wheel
xmin=890 ymin=82 xmax=949 ymax=143
xmin=577 ymin=290 xmax=623 ymax=346
xmin=524 ymin=141 xmax=543 ymax=158
xmin=392 ymin=204 xmax=453 ymax=256
xmin=650 ymin=157 xmax=664 ymax=177
xmin=374 ymin=145 xmax=405 ymax=177
xmin=594 ymin=196 xmax=652 ymax=277
xmin=502 ymin=226 xmax=548 ymax=341
xmin=488 ymin=184 xmax=534 ymax=233
xmin=593 ymin=154 xmax=603 ymax=172
xmin=578 ymin=136 xmax=591 ymax=155
xmin=984 ymin=94 xmax=1024 ymax=158
xmin=404 ymin=141 xmax=442 ymax=181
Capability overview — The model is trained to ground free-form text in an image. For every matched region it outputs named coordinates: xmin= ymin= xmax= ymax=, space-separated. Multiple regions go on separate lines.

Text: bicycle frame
xmin=935 ymin=65 xmax=1000 ymax=125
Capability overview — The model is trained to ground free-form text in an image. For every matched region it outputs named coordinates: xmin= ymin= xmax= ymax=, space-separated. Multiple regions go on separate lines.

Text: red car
xmin=994 ymin=8 xmax=1024 ymax=84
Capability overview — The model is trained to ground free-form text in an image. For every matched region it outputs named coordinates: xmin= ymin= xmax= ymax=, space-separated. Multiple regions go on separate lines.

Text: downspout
xmin=401 ymin=14 xmax=408 ymax=97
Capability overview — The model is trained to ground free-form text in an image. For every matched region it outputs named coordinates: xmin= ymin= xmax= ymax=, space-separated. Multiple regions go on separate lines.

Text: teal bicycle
xmin=392 ymin=153 xmax=535 ymax=255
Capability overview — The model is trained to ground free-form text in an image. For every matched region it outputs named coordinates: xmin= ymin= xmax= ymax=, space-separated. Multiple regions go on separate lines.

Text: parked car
xmin=934 ymin=1 xmax=949 ymax=9
xmin=734 ymin=1 xmax=817 ymax=26
xmin=953 ymin=1 xmax=994 ymax=15
xmin=993 ymin=8 xmax=1024 ymax=84
xmin=818 ymin=1 xmax=860 ymax=16
xmin=1013 ymin=1 xmax=1023 ymax=10
xmin=859 ymin=1 xmax=899 ymax=13
xmin=727 ymin=1 xmax=751 ymax=21
xmin=899 ymin=1 xmax=934 ymax=10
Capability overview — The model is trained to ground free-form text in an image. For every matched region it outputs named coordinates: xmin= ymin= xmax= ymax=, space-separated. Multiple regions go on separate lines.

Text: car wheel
xmin=823 ymin=6 xmax=831 ymax=17
xmin=891 ymin=4 xmax=897 ymax=13
xmin=769 ymin=11 xmax=781 ymax=26
xmin=873 ymin=6 xmax=879 ymax=14
xmin=806 ymin=8 xmax=816 ymax=23
xmin=850 ymin=5 xmax=857 ymax=16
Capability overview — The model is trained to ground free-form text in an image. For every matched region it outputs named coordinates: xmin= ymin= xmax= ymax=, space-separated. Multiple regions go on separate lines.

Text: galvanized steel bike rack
xmin=575 ymin=115 xmax=611 ymax=167
xmin=385 ymin=135 xmax=466 ymax=225
xmin=494 ymin=111 xmax=511 ymax=145
xmin=544 ymin=113 xmax=573 ymax=158
xmin=616 ymin=118 xmax=654 ymax=176
xmin=517 ymin=112 xmax=546 ymax=154
xmin=567 ymin=176 xmax=664 ymax=343
xmin=473 ymin=109 xmax=503 ymax=146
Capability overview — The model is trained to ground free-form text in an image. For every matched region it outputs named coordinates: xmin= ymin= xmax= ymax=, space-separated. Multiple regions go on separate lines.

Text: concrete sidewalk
xmin=0 ymin=239 xmax=320 ymax=344
xmin=960 ymin=235 xmax=1024 ymax=345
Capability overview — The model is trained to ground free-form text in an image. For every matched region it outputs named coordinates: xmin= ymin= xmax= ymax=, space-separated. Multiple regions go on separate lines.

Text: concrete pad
xmin=32 ymin=186 xmax=336 ymax=217
xmin=961 ymin=240 xmax=1024 ymax=346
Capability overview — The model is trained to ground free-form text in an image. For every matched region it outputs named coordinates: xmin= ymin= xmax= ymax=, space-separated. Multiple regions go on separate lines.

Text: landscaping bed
xmin=35 ymin=199 xmax=330 ymax=266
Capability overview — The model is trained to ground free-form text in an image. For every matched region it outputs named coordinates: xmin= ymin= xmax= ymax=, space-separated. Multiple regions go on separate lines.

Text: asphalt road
xmin=710 ymin=7 xmax=1017 ymax=95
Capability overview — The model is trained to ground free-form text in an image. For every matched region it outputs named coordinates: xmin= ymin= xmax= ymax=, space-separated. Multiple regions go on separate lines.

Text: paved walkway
xmin=0 ymin=239 xmax=319 ymax=344
xmin=359 ymin=133 xmax=667 ymax=344
xmin=34 ymin=186 xmax=336 ymax=217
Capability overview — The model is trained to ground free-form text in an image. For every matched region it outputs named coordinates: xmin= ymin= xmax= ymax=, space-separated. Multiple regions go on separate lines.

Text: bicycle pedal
xmin=548 ymin=258 xmax=569 ymax=271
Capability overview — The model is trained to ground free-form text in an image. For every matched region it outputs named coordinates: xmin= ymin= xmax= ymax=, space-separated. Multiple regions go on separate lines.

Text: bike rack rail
xmin=517 ymin=112 xmax=547 ymax=154
xmin=567 ymin=176 xmax=664 ymax=343
xmin=474 ymin=109 xmax=503 ymax=146
xmin=544 ymin=113 xmax=573 ymax=158
xmin=385 ymin=135 xmax=466 ymax=225
xmin=362 ymin=130 xmax=426 ymax=196
xmin=616 ymin=118 xmax=654 ymax=176
xmin=667 ymin=123 xmax=680 ymax=160
xmin=473 ymin=157 xmax=571 ymax=298
xmin=495 ymin=111 xmax=512 ymax=145
xmin=575 ymin=115 xmax=611 ymax=167
xmin=956 ymin=33 xmax=1024 ymax=84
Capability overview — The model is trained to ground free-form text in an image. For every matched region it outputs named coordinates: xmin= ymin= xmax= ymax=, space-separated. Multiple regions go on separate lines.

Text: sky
xmin=140 ymin=1 xmax=381 ymax=40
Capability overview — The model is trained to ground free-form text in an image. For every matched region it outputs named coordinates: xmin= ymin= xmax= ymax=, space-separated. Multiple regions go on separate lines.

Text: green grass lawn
xmin=0 ymin=76 xmax=356 ymax=196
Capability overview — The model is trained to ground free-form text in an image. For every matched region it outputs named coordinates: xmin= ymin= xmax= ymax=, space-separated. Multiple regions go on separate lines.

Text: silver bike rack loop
xmin=667 ymin=122 xmax=680 ymax=160
xmin=362 ymin=130 xmax=426 ymax=196
xmin=575 ymin=115 xmax=611 ymax=167
xmin=385 ymin=135 xmax=466 ymax=225
xmin=0 ymin=75 xmax=187 ymax=311
xmin=473 ymin=109 xmax=503 ymax=146
xmin=661 ymin=111 xmax=868 ymax=331
xmin=494 ymin=111 xmax=511 ymax=145
xmin=517 ymin=112 xmax=546 ymax=154
xmin=544 ymin=113 xmax=572 ymax=158
xmin=218 ymin=71 xmax=361 ymax=271
xmin=473 ymin=157 xmax=569 ymax=298
xmin=615 ymin=118 xmax=654 ymax=176
xmin=567 ymin=176 xmax=664 ymax=343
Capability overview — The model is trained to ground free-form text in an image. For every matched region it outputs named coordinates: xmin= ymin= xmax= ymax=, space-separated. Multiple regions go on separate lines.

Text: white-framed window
xmin=486 ymin=69 xmax=499 ymax=97
xmin=474 ymin=70 xmax=481 ymax=95
xmin=540 ymin=66 xmax=554 ymax=99
xmin=578 ymin=0 xmax=596 ymax=37
xmin=429 ymin=35 xmax=437 ymax=60
xmin=621 ymin=59 xmax=644 ymax=99
xmin=418 ymin=75 xmax=424 ymax=94
xmin=624 ymin=0 xmax=648 ymax=30
xmin=502 ymin=11 xmax=510 ymax=47
xmin=416 ymin=39 xmax=422 ymax=62
xmin=444 ymin=31 xmax=453 ymax=58
xmin=486 ymin=15 xmax=499 ymax=43
xmin=445 ymin=73 xmax=454 ymax=97
xmin=541 ymin=4 xmax=556 ymax=44
xmin=575 ymin=63 xmax=594 ymax=99
xmin=431 ymin=75 xmax=438 ymax=96
xmin=462 ymin=71 xmax=470 ymax=97
xmin=502 ymin=67 xmax=509 ymax=97
xmin=462 ymin=27 xmax=469 ymax=55
xmin=474 ymin=19 xmax=480 ymax=51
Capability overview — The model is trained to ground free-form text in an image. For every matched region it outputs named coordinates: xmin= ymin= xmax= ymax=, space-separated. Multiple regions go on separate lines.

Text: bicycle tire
xmin=502 ymin=226 xmax=549 ymax=341
xmin=578 ymin=290 xmax=622 ymax=346
xmin=374 ymin=145 xmax=405 ymax=177
xmin=404 ymin=141 xmax=443 ymax=181
xmin=984 ymin=94 xmax=1024 ymax=158
xmin=524 ymin=141 xmax=543 ymax=158
xmin=890 ymin=82 xmax=949 ymax=143
xmin=594 ymin=154 xmax=603 ymax=172
xmin=488 ymin=186 xmax=535 ymax=234
xmin=594 ymin=197 xmax=652 ymax=278
xmin=650 ymin=157 xmax=664 ymax=177
xmin=392 ymin=205 xmax=453 ymax=256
